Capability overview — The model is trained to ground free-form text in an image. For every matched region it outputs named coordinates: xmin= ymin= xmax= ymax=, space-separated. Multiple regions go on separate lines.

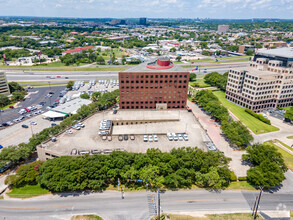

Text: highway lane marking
xmin=0 ymin=205 xmax=71 ymax=210
xmin=162 ymin=198 xmax=278 ymax=203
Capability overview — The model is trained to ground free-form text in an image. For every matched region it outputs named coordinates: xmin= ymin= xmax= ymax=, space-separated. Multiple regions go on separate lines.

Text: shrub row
xmin=245 ymin=109 xmax=271 ymax=125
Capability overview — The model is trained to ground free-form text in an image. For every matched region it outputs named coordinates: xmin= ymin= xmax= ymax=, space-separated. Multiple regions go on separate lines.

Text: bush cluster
xmin=204 ymin=72 xmax=228 ymax=91
xmin=245 ymin=109 xmax=271 ymax=125
xmin=243 ymin=144 xmax=288 ymax=187
xmin=8 ymin=148 xmax=232 ymax=191
xmin=0 ymin=90 xmax=119 ymax=171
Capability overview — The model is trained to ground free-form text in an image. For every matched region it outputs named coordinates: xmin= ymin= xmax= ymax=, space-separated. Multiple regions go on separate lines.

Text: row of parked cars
xmin=144 ymin=134 xmax=158 ymax=142
xmin=71 ymin=148 xmax=126 ymax=156
xmin=71 ymin=122 xmax=85 ymax=130
xmin=18 ymin=105 xmax=38 ymax=114
xmin=99 ymin=120 xmax=111 ymax=136
xmin=167 ymin=133 xmax=189 ymax=141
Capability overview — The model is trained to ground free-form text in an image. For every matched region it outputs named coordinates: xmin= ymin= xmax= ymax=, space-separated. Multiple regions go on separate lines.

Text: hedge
xmin=245 ymin=109 xmax=271 ymax=125
xmin=238 ymin=176 xmax=247 ymax=181
xmin=230 ymin=171 xmax=237 ymax=182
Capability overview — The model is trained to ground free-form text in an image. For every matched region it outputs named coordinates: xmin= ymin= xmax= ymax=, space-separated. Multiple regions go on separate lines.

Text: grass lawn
xmin=227 ymin=181 xmax=256 ymax=191
xmin=265 ymin=141 xmax=293 ymax=170
xmin=217 ymin=56 xmax=251 ymax=61
xmin=189 ymin=78 xmax=211 ymax=88
xmin=213 ymin=90 xmax=279 ymax=134
xmin=32 ymin=61 xmax=87 ymax=67
xmin=167 ymin=213 xmax=263 ymax=220
xmin=71 ymin=215 xmax=103 ymax=220
xmin=287 ymin=136 xmax=293 ymax=139
xmin=277 ymin=140 xmax=293 ymax=152
xmin=0 ymin=102 xmax=16 ymax=110
xmin=187 ymin=58 xmax=213 ymax=63
xmin=7 ymin=184 xmax=50 ymax=198
xmin=218 ymin=58 xmax=250 ymax=63
xmin=0 ymin=195 xmax=3 ymax=200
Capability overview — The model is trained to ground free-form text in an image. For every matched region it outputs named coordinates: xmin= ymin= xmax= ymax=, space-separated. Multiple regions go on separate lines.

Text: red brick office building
xmin=119 ymin=58 xmax=189 ymax=110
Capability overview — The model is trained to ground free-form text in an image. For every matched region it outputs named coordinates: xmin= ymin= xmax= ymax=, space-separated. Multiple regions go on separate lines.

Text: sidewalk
xmin=187 ymin=100 xmax=249 ymax=177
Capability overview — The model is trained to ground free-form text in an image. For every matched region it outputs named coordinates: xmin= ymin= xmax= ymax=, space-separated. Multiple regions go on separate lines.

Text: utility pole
xmin=253 ymin=186 xmax=264 ymax=219
xmin=121 ymin=187 xmax=124 ymax=199
xmin=118 ymin=178 xmax=120 ymax=191
xmin=157 ymin=189 xmax=160 ymax=220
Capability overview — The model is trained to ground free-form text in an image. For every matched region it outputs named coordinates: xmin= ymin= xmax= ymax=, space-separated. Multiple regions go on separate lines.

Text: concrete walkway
xmin=187 ymin=100 xmax=249 ymax=177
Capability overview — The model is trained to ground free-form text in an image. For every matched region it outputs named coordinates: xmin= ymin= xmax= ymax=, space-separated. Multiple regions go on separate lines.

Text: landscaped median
xmin=212 ymin=90 xmax=279 ymax=134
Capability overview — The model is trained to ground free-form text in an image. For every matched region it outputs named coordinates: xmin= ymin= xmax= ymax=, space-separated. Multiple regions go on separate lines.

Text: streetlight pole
xmin=253 ymin=186 xmax=264 ymax=219
xmin=157 ymin=189 xmax=160 ymax=220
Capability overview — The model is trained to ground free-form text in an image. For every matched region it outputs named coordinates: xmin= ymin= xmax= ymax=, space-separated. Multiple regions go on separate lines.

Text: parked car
xmin=153 ymin=134 xmax=158 ymax=142
xmin=178 ymin=133 xmax=183 ymax=141
xmin=167 ymin=133 xmax=173 ymax=141
xmin=22 ymin=124 xmax=29 ymax=128
xmin=130 ymin=134 xmax=135 ymax=140
xmin=66 ymin=130 xmax=73 ymax=134
xmin=172 ymin=133 xmax=178 ymax=141
xmin=30 ymin=121 xmax=37 ymax=125
xmin=9 ymin=106 xmax=14 ymax=109
xmin=143 ymin=134 xmax=148 ymax=142
xmin=0 ymin=145 xmax=3 ymax=149
xmin=51 ymin=123 xmax=57 ymax=127
xmin=183 ymin=134 xmax=189 ymax=141
xmin=77 ymin=122 xmax=85 ymax=128
xmin=118 ymin=135 xmax=123 ymax=141
xmin=124 ymin=135 xmax=128 ymax=141
xmin=148 ymin=135 xmax=153 ymax=142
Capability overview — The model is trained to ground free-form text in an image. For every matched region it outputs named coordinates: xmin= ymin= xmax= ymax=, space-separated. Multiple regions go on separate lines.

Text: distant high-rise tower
xmin=217 ymin=25 xmax=229 ymax=33
xmin=139 ymin=17 xmax=147 ymax=25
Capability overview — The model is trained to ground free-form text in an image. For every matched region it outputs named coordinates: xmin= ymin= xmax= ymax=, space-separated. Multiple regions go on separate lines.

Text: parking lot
xmin=0 ymin=114 xmax=61 ymax=148
xmin=0 ymin=85 xmax=65 ymax=126
xmin=66 ymin=80 xmax=118 ymax=97
xmin=39 ymin=109 xmax=208 ymax=158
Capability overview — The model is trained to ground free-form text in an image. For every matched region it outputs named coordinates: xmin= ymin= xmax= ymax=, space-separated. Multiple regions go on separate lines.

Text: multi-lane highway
xmin=4 ymin=64 xmax=245 ymax=83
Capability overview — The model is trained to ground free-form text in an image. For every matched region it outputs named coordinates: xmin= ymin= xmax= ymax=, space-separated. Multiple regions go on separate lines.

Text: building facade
xmin=0 ymin=72 xmax=10 ymax=95
xmin=119 ymin=58 xmax=189 ymax=110
xmin=225 ymin=48 xmax=293 ymax=112
xmin=139 ymin=18 xmax=147 ymax=25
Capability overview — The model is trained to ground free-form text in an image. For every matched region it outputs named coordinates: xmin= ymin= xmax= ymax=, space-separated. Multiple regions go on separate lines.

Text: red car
xmin=57 ymin=76 xmax=61 ymax=78
xmin=24 ymin=108 xmax=30 ymax=112
xmin=9 ymin=106 xmax=14 ymax=109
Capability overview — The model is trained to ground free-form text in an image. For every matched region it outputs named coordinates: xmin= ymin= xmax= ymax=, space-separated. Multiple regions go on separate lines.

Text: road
xmin=4 ymin=65 xmax=237 ymax=83
xmin=1 ymin=186 xmax=293 ymax=220
xmin=5 ymin=71 xmax=119 ymax=82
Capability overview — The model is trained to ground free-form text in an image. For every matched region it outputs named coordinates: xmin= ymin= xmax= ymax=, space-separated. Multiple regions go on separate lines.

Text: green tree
xmin=11 ymin=91 xmax=25 ymax=102
xmin=284 ymin=107 xmax=293 ymax=121
xmin=96 ymin=56 xmax=105 ymax=65
xmin=66 ymin=81 xmax=74 ymax=89
xmin=170 ymin=47 xmax=176 ymax=52
xmin=243 ymin=144 xmax=287 ymax=187
xmin=175 ymin=56 xmax=182 ymax=62
xmin=189 ymin=73 xmax=196 ymax=82
xmin=146 ymin=48 xmax=153 ymax=53
xmin=8 ymin=82 xmax=24 ymax=93
xmin=0 ymin=94 xmax=10 ymax=108
xmin=245 ymin=49 xmax=254 ymax=56
xmin=91 ymin=92 xmax=101 ymax=101
xmin=80 ymin=93 xmax=90 ymax=99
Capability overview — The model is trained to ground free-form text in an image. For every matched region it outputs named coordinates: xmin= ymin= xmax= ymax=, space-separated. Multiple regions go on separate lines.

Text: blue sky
xmin=0 ymin=0 xmax=292 ymax=19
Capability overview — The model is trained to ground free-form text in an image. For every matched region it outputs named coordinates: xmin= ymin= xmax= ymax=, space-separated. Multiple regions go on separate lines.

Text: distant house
xmin=62 ymin=46 xmax=95 ymax=56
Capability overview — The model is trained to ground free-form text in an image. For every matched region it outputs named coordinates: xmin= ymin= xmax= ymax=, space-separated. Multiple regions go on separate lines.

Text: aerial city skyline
xmin=0 ymin=0 xmax=293 ymax=19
